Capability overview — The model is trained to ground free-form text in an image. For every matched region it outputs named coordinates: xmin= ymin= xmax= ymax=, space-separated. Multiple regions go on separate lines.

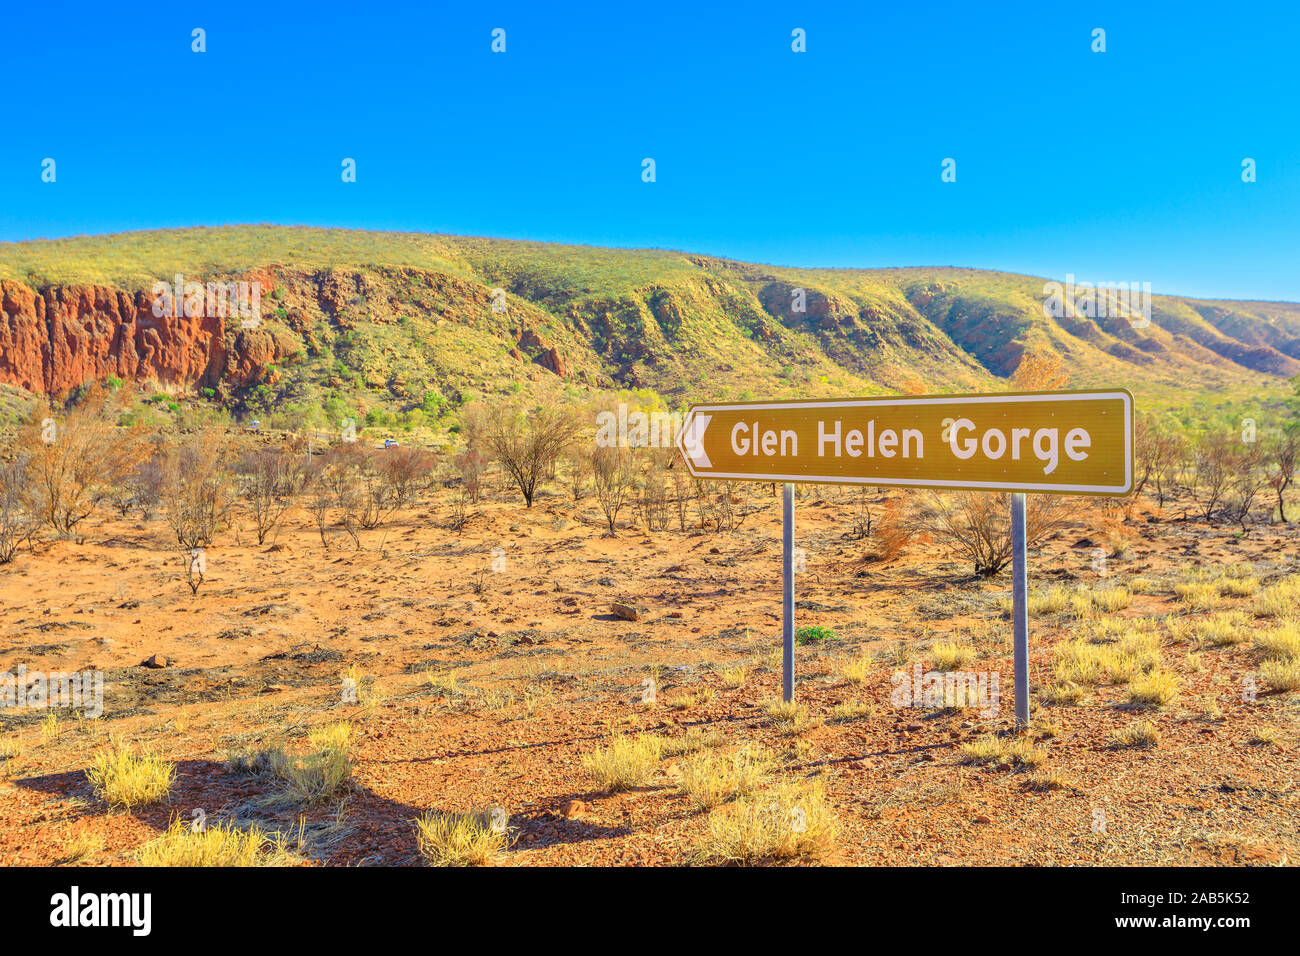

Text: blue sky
xmin=2 ymin=0 xmax=1297 ymax=301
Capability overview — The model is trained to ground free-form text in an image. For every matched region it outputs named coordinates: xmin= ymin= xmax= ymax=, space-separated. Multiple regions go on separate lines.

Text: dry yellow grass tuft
xmin=959 ymin=734 xmax=1045 ymax=769
xmin=1089 ymin=588 xmax=1133 ymax=614
xmin=414 ymin=809 xmax=510 ymax=866
xmin=1218 ymin=576 xmax=1259 ymax=597
xmin=1260 ymin=659 xmax=1300 ymax=692
xmin=720 ymin=664 xmax=751 ymax=689
xmin=828 ymin=700 xmax=875 ymax=722
xmin=660 ymin=728 xmax=723 ymax=757
xmin=1254 ymin=624 xmax=1300 ymax=661
xmin=1022 ymin=770 xmax=1075 ymax=791
xmin=57 ymin=830 xmax=106 ymax=864
xmin=582 ymin=734 xmax=663 ymax=791
xmin=840 ymin=654 xmax=872 ymax=685
xmin=1111 ymin=719 xmax=1160 ymax=748
xmin=929 ymin=641 xmax=974 ymax=671
xmin=283 ymin=722 xmax=354 ymax=804
xmin=1252 ymin=577 xmax=1300 ymax=619
xmin=40 ymin=712 xmax=61 ymax=744
xmin=1000 ymin=586 xmax=1072 ymax=616
xmin=1247 ymin=726 xmax=1279 ymax=746
xmin=764 ymin=698 xmax=823 ymax=735
xmin=695 ymin=778 xmax=837 ymax=864
xmin=1039 ymin=681 xmax=1085 ymax=705
xmin=137 ymin=817 xmax=297 ymax=867
xmin=1053 ymin=630 xmax=1161 ymax=685
xmin=1127 ymin=670 xmax=1180 ymax=707
xmin=1194 ymin=611 xmax=1252 ymax=647
xmin=87 ymin=737 xmax=175 ymax=811
xmin=1174 ymin=581 xmax=1221 ymax=610
xmin=676 ymin=745 xmax=773 ymax=811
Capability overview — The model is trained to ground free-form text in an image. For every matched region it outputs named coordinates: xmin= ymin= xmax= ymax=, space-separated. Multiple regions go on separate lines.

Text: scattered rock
xmin=1072 ymin=537 xmax=1095 ymax=549
xmin=141 ymin=654 xmax=168 ymax=668
xmin=562 ymin=799 xmax=587 ymax=819
xmin=974 ymin=814 xmax=992 ymax=825
xmin=610 ymin=603 xmax=641 ymax=622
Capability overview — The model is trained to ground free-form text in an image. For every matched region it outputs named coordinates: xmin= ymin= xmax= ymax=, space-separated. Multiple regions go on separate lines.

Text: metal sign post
xmin=782 ymin=482 xmax=795 ymax=702
xmin=1011 ymin=493 xmax=1029 ymax=728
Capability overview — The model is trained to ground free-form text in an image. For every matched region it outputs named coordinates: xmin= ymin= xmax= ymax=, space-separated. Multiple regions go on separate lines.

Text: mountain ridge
xmin=0 ymin=226 xmax=1294 ymax=422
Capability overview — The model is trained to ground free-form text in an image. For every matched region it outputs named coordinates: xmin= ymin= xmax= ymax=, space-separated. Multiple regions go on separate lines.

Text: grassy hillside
xmin=0 ymin=226 xmax=1293 ymax=427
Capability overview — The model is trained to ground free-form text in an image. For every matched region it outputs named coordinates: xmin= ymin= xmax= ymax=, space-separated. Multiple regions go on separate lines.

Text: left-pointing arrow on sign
xmin=678 ymin=412 xmax=712 ymax=469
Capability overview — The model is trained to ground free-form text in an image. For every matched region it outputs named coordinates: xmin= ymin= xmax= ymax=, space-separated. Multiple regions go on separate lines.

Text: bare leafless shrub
xmin=309 ymin=446 xmax=364 ymax=548
xmin=456 ymin=447 xmax=486 ymax=502
xmin=848 ymin=487 xmax=874 ymax=539
xmin=697 ymin=480 xmax=758 ymax=532
xmin=592 ymin=445 xmax=635 ymax=535
xmin=378 ymin=446 xmax=435 ymax=507
xmin=1221 ymin=440 xmax=1267 ymax=530
xmin=161 ymin=430 xmax=234 ymax=551
xmin=633 ymin=448 xmax=674 ymax=533
xmin=912 ymin=491 xmax=1070 ymax=577
xmin=566 ymin=444 xmax=592 ymax=502
xmin=308 ymin=472 xmax=334 ymax=549
xmin=346 ymin=446 xmax=395 ymax=531
xmin=1011 ymin=350 xmax=1069 ymax=391
xmin=449 ymin=486 xmax=470 ymax=531
xmin=1136 ymin=416 xmax=1186 ymax=508
xmin=182 ymin=547 xmax=206 ymax=596
xmin=1192 ymin=432 xmax=1263 ymax=525
xmin=0 ymin=458 xmax=39 ymax=564
xmin=668 ymin=456 xmax=692 ymax=530
xmin=239 ymin=446 xmax=307 ymax=545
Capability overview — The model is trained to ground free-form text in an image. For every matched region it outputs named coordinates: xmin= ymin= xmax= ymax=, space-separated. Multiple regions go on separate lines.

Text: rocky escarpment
xmin=0 ymin=277 xmax=299 ymax=397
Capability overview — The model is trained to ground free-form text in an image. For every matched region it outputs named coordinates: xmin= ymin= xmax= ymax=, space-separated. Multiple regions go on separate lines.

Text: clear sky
xmin=1 ymin=0 xmax=1296 ymax=301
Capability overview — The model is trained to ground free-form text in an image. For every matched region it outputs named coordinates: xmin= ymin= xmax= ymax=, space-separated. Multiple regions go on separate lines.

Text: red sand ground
xmin=0 ymin=481 xmax=1296 ymax=866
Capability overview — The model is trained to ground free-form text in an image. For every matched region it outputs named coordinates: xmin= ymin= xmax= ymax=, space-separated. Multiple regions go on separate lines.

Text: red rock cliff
xmin=0 ymin=279 xmax=290 ymax=396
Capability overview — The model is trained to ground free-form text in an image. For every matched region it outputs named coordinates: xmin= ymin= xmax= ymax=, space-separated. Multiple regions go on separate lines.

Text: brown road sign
xmin=676 ymin=389 xmax=1133 ymax=495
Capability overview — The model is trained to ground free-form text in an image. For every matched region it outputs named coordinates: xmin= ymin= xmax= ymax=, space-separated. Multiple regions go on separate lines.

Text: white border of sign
xmin=677 ymin=390 xmax=1133 ymax=495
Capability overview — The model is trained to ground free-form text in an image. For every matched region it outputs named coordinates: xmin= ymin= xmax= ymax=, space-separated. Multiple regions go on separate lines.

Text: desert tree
xmin=478 ymin=397 xmax=582 ymax=508
xmin=20 ymin=385 xmax=146 ymax=536
xmin=1267 ymin=429 xmax=1298 ymax=522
